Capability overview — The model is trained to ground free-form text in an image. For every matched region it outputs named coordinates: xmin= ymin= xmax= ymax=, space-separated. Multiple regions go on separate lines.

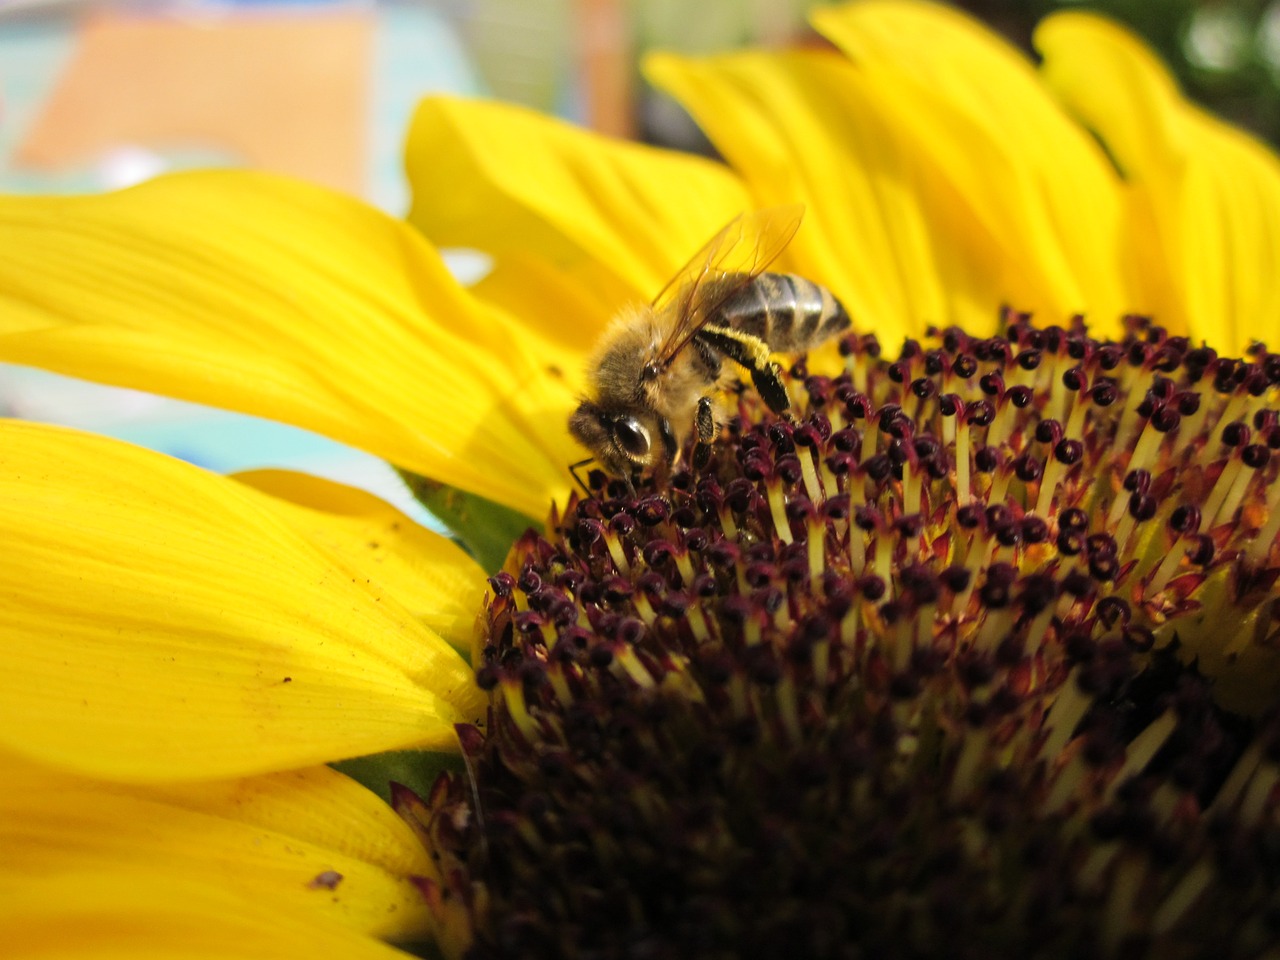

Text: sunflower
xmin=3 ymin=1 xmax=1280 ymax=958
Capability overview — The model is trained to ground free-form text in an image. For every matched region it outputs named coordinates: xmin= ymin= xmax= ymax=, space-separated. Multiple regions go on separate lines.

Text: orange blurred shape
xmin=15 ymin=9 xmax=372 ymax=193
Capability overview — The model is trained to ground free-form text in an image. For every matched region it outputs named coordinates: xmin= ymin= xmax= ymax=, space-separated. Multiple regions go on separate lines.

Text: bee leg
xmin=696 ymin=326 xmax=791 ymax=414
xmin=658 ymin=416 xmax=678 ymax=469
xmin=696 ymin=396 xmax=717 ymax=442
xmin=692 ymin=396 xmax=718 ymax=470
xmin=750 ymin=362 xmax=790 ymax=415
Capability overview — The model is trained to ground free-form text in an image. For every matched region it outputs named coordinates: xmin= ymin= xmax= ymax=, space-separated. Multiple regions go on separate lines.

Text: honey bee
xmin=568 ymin=205 xmax=850 ymax=484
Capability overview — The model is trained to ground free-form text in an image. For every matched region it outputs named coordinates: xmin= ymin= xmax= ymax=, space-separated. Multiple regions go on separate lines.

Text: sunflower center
xmin=408 ymin=315 xmax=1280 ymax=960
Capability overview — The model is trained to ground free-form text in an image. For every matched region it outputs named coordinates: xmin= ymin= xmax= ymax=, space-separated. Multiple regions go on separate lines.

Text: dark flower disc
xmin=402 ymin=315 xmax=1280 ymax=960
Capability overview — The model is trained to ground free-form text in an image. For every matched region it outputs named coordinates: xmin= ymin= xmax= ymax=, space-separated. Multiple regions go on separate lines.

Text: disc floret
xmin=401 ymin=316 xmax=1280 ymax=960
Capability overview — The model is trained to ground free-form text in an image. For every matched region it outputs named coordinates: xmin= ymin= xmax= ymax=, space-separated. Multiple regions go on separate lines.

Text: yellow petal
xmin=0 ymin=169 xmax=574 ymax=518
xmin=1 ymin=870 xmax=417 ymax=960
xmin=404 ymin=96 xmax=752 ymax=309
xmin=1036 ymin=12 xmax=1280 ymax=350
xmin=646 ymin=47 xmax=1000 ymax=346
xmin=471 ymin=251 xmax=620 ymax=369
xmin=2 ymin=754 xmax=435 ymax=941
xmin=0 ymin=421 xmax=485 ymax=782
xmin=233 ymin=469 xmax=489 ymax=657
xmin=811 ymin=0 xmax=1128 ymax=331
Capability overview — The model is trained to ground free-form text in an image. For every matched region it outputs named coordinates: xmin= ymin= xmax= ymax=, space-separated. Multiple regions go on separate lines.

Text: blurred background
xmin=3 ymin=0 xmax=1277 ymax=516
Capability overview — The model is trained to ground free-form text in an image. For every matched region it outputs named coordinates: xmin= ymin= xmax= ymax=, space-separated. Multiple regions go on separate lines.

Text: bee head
xmin=569 ymin=400 xmax=654 ymax=477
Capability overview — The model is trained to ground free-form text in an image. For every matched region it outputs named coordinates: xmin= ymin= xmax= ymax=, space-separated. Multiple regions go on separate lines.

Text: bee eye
xmin=613 ymin=417 xmax=651 ymax=458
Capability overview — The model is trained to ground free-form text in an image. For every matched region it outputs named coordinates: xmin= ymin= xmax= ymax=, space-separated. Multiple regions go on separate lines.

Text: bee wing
xmin=651 ymin=204 xmax=804 ymax=369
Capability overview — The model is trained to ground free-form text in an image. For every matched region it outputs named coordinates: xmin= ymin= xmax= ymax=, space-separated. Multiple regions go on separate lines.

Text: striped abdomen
xmin=714 ymin=273 xmax=850 ymax=352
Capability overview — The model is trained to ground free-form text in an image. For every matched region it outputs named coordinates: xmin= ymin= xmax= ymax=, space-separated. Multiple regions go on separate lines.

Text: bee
xmin=568 ymin=205 xmax=851 ymax=485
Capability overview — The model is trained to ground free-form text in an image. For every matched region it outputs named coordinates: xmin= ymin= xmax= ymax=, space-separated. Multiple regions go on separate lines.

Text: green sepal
xmin=330 ymin=749 xmax=465 ymax=807
xmin=397 ymin=468 xmax=538 ymax=573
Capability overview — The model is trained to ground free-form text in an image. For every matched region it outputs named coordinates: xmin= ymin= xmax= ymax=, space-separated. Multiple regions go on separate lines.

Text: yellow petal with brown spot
xmin=1 ymin=869 xmax=420 ymax=960
xmin=2 ymin=754 xmax=436 ymax=941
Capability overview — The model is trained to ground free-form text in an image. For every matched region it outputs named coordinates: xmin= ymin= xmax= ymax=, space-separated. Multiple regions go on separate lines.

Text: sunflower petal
xmin=404 ymin=96 xmax=752 ymax=309
xmin=470 ymin=251 xmax=619 ymax=367
xmin=0 ymin=421 xmax=485 ymax=781
xmin=645 ymin=47 xmax=998 ymax=346
xmin=2 ymin=754 xmax=436 ymax=941
xmin=1036 ymin=12 xmax=1280 ymax=350
xmin=2 ymin=870 xmax=417 ymax=960
xmin=0 ymin=169 xmax=574 ymax=518
xmin=810 ymin=0 xmax=1127 ymax=331
xmin=233 ymin=469 xmax=492 ymax=656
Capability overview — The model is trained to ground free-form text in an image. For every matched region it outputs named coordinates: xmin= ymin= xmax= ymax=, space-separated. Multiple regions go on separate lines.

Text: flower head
xmin=412 ymin=315 xmax=1280 ymax=958
xmin=1 ymin=1 xmax=1280 ymax=958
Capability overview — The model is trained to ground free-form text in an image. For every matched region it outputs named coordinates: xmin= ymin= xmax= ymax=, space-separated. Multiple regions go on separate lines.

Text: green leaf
xmin=330 ymin=749 xmax=465 ymax=806
xmin=398 ymin=468 xmax=538 ymax=573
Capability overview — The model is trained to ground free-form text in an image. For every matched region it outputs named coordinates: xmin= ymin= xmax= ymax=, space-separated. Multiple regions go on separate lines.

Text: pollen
xmin=403 ymin=315 xmax=1280 ymax=960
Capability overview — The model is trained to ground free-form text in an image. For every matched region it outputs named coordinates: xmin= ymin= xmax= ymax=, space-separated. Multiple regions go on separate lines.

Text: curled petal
xmin=405 ymin=95 xmax=752 ymax=312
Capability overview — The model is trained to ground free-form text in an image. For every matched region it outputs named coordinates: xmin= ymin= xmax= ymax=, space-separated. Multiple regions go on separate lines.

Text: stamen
xmin=499 ymin=675 xmax=537 ymax=740
xmin=672 ymin=546 xmax=696 ymax=587
xmin=1210 ymin=739 xmax=1264 ymax=815
xmin=1215 ymin=444 xmax=1268 ymax=526
xmin=776 ymin=675 xmax=803 ymax=744
xmin=683 ymin=602 xmax=712 ymax=645
xmin=983 ymin=387 xmax=1020 ymax=450
xmin=1101 ymin=857 xmax=1144 ymax=954
xmin=901 ymin=456 xmax=920 ymax=516
xmin=1152 ymin=860 xmax=1215 ymax=935
xmin=613 ymin=642 xmax=657 ymax=689
xmin=632 ymin=588 xmax=657 ymax=626
xmin=1247 ymin=475 xmax=1280 ymax=563
xmin=871 ymin=528 xmax=894 ymax=598
xmin=603 ymin=527 xmax=631 ymax=575
xmin=1102 ymin=709 xmax=1177 ymax=803
xmin=807 ymin=514 xmax=825 ymax=584
xmin=985 ymin=451 xmax=1013 ymax=508
xmin=766 ymin=478 xmax=793 ymax=545
xmin=795 ymin=432 xmax=826 ymax=503
xmin=1238 ymin=759 xmax=1280 ymax=826
xmin=1144 ymin=505 xmax=1201 ymax=598
xmin=1041 ymin=665 xmax=1091 ymax=760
